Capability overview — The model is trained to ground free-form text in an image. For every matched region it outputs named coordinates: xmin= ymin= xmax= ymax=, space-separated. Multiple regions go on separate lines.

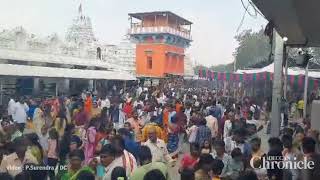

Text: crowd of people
xmin=0 ymin=82 xmax=319 ymax=180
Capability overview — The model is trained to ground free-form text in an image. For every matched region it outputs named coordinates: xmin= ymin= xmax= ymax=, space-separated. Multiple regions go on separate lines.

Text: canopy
xmin=0 ymin=49 xmax=130 ymax=71
xmin=252 ymin=0 xmax=320 ymax=47
xmin=0 ymin=64 xmax=136 ymax=80
xmin=237 ymin=63 xmax=320 ymax=79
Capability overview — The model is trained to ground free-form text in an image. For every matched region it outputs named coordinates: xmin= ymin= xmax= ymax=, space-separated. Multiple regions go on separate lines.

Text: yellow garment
xmin=29 ymin=146 xmax=42 ymax=164
xmin=141 ymin=123 xmax=165 ymax=142
xmin=91 ymin=107 xmax=101 ymax=118
xmin=26 ymin=120 xmax=35 ymax=130
xmin=54 ymin=118 xmax=66 ymax=137
xmin=297 ymin=100 xmax=304 ymax=110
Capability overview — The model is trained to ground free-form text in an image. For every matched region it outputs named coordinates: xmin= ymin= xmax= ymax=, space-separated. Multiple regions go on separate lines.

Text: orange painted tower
xmin=128 ymin=11 xmax=192 ymax=78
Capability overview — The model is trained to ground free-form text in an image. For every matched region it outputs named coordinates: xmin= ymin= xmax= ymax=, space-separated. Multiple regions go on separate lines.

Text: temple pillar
xmin=33 ymin=78 xmax=40 ymax=95
xmin=64 ymin=79 xmax=70 ymax=93
xmin=89 ymin=80 xmax=94 ymax=91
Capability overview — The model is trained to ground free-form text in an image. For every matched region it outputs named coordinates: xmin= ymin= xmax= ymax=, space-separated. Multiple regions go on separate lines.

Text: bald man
xmin=143 ymin=127 xmax=173 ymax=164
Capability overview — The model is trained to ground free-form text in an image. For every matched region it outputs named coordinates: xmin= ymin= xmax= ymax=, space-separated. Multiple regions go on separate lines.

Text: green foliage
xmin=210 ymin=63 xmax=234 ymax=72
xmin=233 ymin=29 xmax=271 ymax=70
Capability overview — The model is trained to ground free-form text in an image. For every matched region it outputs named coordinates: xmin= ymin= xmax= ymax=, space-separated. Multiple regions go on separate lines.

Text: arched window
xmin=97 ymin=47 xmax=102 ymax=59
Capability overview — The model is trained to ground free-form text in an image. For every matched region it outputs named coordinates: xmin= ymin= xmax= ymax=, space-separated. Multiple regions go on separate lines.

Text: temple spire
xmin=78 ymin=0 xmax=84 ymax=18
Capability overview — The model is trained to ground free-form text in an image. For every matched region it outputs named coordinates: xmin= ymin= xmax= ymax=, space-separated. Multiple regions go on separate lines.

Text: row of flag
xmin=197 ymin=68 xmax=319 ymax=90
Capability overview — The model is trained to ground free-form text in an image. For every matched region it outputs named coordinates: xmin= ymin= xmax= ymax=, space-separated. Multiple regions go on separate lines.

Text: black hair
xmin=69 ymin=149 xmax=85 ymax=161
xmin=143 ymin=169 xmax=166 ymax=180
xmin=100 ymin=144 xmax=116 ymax=157
xmin=199 ymin=118 xmax=207 ymax=126
xmin=233 ymin=127 xmax=247 ymax=137
xmin=211 ymin=159 xmax=224 ymax=176
xmin=214 ymin=140 xmax=225 ymax=148
xmin=22 ymin=163 xmax=48 ymax=180
xmin=76 ymin=170 xmax=95 ymax=180
xmin=139 ymin=146 xmax=152 ymax=163
xmin=111 ymin=166 xmax=127 ymax=180
xmin=111 ymin=135 xmax=125 ymax=154
xmin=250 ymin=137 xmax=261 ymax=146
xmin=267 ymin=150 xmax=283 ymax=180
xmin=48 ymin=128 xmax=59 ymax=154
xmin=281 ymin=134 xmax=293 ymax=148
xmin=70 ymin=135 xmax=82 ymax=148
xmin=237 ymin=170 xmax=258 ymax=180
xmin=282 ymin=127 xmax=294 ymax=137
xmin=231 ymin=148 xmax=243 ymax=158
xmin=190 ymin=143 xmax=200 ymax=152
xmin=180 ymin=169 xmax=195 ymax=180
xmin=88 ymin=117 xmax=100 ymax=128
xmin=0 ymin=172 xmax=13 ymax=180
xmin=118 ymin=128 xmax=130 ymax=137
xmin=302 ymin=137 xmax=316 ymax=154
xmin=197 ymin=154 xmax=214 ymax=169
xmin=268 ymin=137 xmax=283 ymax=151
xmin=13 ymin=136 xmax=27 ymax=148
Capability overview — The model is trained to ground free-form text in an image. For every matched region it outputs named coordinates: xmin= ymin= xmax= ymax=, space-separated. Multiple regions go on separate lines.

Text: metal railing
xmin=129 ymin=26 xmax=192 ymax=40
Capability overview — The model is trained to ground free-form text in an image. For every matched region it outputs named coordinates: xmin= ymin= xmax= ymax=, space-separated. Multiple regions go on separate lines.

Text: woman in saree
xmin=84 ymin=118 xmax=99 ymax=164
xmin=32 ymin=107 xmax=45 ymax=136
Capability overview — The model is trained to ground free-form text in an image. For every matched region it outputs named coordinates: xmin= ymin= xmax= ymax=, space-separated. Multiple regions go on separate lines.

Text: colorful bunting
xmin=197 ymin=69 xmax=319 ymax=90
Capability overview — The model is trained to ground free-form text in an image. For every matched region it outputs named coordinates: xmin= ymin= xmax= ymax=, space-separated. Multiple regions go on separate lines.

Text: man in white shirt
xmin=100 ymin=96 xmax=111 ymax=109
xmin=143 ymin=127 xmax=174 ymax=165
xmin=103 ymin=136 xmax=137 ymax=180
xmin=7 ymin=98 xmax=16 ymax=117
xmin=12 ymin=98 xmax=29 ymax=132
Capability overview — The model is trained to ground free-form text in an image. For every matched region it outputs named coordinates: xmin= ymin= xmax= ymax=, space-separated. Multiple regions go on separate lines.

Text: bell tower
xmin=128 ymin=11 xmax=192 ymax=78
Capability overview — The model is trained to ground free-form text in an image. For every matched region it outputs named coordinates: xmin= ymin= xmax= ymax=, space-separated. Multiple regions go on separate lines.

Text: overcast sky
xmin=0 ymin=0 xmax=266 ymax=66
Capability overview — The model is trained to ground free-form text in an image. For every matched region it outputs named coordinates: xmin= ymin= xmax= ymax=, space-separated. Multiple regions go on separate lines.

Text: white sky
xmin=0 ymin=0 xmax=266 ymax=66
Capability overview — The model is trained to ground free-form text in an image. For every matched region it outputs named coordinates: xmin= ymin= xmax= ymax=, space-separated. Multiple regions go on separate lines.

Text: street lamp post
xmin=271 ymin=29 xmax=284 ymax=137
xmin=303 ymin=62 xmax=309 ymax=118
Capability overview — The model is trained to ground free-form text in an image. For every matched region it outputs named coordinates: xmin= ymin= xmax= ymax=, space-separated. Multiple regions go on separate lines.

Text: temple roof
xmin=129 ymin=11 xmax=192 ymax=25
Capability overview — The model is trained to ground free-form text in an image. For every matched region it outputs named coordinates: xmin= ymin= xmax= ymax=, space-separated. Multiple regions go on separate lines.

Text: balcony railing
xmin=129 ymin=26 xmax=192 ymax=40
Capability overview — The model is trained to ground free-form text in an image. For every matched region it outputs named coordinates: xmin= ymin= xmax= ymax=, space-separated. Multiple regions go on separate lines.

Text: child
xmin=226 ymin=148 xmax=244 ymax=180
xmin=111 ymin=166 xmax=127 ymax=180
xmin=179 ymin=143 xmax=200 ymax=172
xmin=47 ymin=128 xmax=59 ymax=180
xmin=201 ymin=140 xmax=212 ymax=154
xmin=211 ymin=159 xmax=224 ymax=180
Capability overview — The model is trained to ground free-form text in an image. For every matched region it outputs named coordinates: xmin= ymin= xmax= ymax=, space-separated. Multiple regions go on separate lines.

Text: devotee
xmin=179 ymin=143 xmax=200 ymax=172
xmin=301 ymin=137 xmax=320 ymax=180
xmin=0 ymin=136 xmax=38 ymax=177
xmin=61 ymin=149 xmax=94 ymax=180
xmin=143 ymin=126 xmax=173 ymax=164
xmin=103 ymin=135 xmax=137 ymax=179
xmin=211 ymin=140 xmax=232 ymax=178
xmin=211 ymin=159 xmax=224 ymax=180
xmin=194 ymin=154 xmax=214 ymax=180
xmin=12 ymin=98 xmax=29 ymax=132
xmin=195 ymin=118 xmax=211 ymax=148
xmin=130 ymin=146 xmax=169 ymax=180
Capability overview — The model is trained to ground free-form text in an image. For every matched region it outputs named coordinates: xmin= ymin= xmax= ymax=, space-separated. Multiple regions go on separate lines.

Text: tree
xmin=210 ymin=63 xmax=234 ymax=72
xmin=233 ymin=29 xmax=271 ymax=70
